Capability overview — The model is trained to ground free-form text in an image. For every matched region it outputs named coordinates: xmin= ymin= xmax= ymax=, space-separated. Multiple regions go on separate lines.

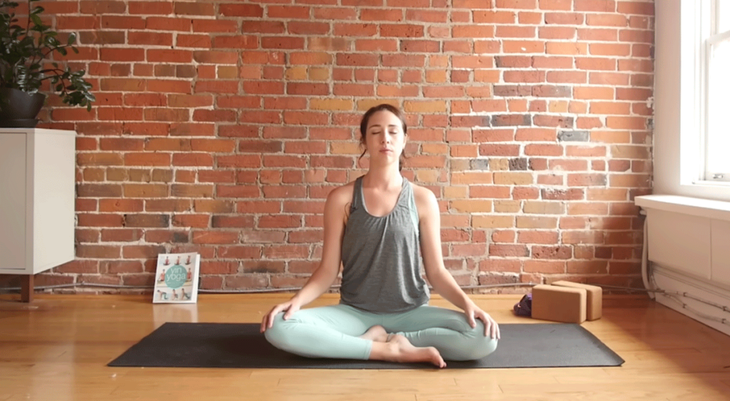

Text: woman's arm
xmin=416 ymin=187 xmax=474 ymax=309
xmin=261 ymin=184 xmax=349 ymax=331
xmin=415 ymin=186 xmax=500 ymax=339
xmin=290 ymin=185 xmax=349 ymax=306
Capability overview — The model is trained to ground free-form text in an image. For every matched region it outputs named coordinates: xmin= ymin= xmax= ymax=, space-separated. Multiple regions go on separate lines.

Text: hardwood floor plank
xmin=418 ymin=393 xmax=664 ymax=401
xmin=667 ymin=390 xmax=730 ymax=401
xmin=452 ymin=370 xmax=560 ymax=388
xmin=498 ymin=386 xmax=729 ymax=400
xmin=275 ymin=373 xmax=465 ymax=393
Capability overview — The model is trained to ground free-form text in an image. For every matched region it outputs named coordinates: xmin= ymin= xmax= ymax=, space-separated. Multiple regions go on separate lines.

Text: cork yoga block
xmin=551 ymin=280 xmax=603 ymax=321
xmin=531 ymin=284 xmax=587 ymax=324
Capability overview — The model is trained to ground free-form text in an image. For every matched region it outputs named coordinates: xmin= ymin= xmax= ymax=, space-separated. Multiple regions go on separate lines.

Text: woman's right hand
xmin=260 ymin=299 xmax=301 ymax=333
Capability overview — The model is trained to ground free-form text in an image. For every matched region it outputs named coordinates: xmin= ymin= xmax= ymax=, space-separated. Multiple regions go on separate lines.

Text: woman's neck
xmin=362 ymin=166 xmax=402 ymax=190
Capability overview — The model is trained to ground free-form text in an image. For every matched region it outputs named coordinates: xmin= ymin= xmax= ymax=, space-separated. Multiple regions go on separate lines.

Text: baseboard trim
xmin=652 ymin=265 xmax=730 ymax=337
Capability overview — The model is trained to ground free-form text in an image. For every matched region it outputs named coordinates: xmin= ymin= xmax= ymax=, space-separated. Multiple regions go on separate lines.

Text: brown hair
xmin=358 ymin=104 xmax=408 ymax=171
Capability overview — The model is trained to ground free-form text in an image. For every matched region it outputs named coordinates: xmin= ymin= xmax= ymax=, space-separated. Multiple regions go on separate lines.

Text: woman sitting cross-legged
xmin=260 ymin=104 xmax=500 ymax=368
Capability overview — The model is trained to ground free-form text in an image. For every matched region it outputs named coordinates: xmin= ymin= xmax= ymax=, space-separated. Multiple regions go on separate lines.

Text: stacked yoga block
xmin=531 ymin=281 xmax=602 ymax=324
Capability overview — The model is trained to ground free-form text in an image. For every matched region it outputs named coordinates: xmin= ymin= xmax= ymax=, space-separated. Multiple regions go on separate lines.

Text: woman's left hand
xmin=465 ymin=305 xmax=501 ymax=340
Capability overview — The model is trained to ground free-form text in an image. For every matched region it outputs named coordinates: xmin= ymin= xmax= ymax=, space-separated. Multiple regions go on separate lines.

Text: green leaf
xmin=29 ymin=14 xmax=42 ymax=27
xmin=67 ymin=33 xmax=76 ymax=46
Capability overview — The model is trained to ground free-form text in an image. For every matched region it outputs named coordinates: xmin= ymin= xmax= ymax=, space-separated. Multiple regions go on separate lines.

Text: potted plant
xmin=0 ymin=0 xmax=94 ymax=127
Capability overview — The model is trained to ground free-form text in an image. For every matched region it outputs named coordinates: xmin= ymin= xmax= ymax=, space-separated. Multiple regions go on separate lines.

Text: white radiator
xmin=635 ymin=195 xmax=730 ymax=336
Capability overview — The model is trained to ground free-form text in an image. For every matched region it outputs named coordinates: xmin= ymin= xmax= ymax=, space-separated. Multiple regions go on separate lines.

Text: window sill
xmin=635 ymin=194 xmax=730 ymax=222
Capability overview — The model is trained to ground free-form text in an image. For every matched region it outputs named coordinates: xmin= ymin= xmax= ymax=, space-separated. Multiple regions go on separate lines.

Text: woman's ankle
xmin=368 ymin=335 xmax=446 ymax=368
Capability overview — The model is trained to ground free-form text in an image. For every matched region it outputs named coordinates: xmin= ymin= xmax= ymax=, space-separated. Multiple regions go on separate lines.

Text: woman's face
xmin=363 ymin=110 xmax=407 ymax=167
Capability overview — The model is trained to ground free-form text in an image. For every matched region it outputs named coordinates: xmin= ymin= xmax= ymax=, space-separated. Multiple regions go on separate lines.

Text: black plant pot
xmin=0 ymin=88 xmax=46 ymax=128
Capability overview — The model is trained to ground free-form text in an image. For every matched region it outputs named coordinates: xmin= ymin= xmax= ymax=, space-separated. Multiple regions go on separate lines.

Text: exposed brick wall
xmin=8 ymin=0 xmax=654 ymax=293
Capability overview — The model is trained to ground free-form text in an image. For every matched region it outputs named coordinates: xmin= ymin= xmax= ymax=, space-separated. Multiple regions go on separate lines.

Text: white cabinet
xmin=0 ymin=128 xmax=76 ymax=300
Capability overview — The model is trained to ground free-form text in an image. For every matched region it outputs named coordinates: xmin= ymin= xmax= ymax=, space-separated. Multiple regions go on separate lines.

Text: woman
xmin=261 ymin=104 xmax=499 ymax=368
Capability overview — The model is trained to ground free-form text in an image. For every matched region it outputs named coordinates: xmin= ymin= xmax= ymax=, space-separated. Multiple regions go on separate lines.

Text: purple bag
xmin=513 ymin=293 xmax=532 ymax=317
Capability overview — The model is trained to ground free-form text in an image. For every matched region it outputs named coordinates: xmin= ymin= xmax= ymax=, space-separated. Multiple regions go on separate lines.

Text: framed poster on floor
xmin=153 ymin=252 xmax=200 ymax=304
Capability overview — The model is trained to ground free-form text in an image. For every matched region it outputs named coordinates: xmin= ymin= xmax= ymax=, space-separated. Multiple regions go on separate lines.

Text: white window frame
xmin=653 ymin=0 xmax=730 ymax=202
xmin=703 ymin=0 xmax=730 ymax=182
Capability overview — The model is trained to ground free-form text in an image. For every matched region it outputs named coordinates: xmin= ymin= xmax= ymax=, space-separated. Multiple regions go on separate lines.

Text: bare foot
xmin=360 ymin=325 xmax=388 ymax=342
xmin=386 ymin=334 xmax=446 ymax=368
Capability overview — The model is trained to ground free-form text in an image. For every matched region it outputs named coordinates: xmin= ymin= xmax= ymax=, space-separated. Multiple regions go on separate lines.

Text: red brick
xmin=192 ymin=231 xmax=239 ymax=244
xmin=587 ymin=14 xmax=628 ymax=27
xmin=575 ymin=0 xmax=615 ymax=12
xmin=146 ymin=17 xmax=192 ymax=32
xmin=216 ymin=245 xmax=262 ymax=260
xmin=77 ymin=245 xmax=121 ymax=259
xmin=176 ymin=34 xmax=212 ymax=48
xmin=453 ymin=25 xmax=494 ymax=38
xmin=539 ymin=26 xmax=577 ymax=39
xmin=406 ymin=9 xmax=448 ymax=22
xmin=128 ymin=32 xmax=172 ymax=46
xmin=193 ymin=19 xmax=238 ymax=33
xmin=539 ymin=0 xmax=572 ymax=10
xmin=214 ymin=36 xmax=258 ymax=49
xmin=578 ymin=28 xmax=618 ymax=41
xmin=617 ymin=2 xmax=654 ymax=15
xmin=490 ymin=244 xmax=529 ymax=257
xmin=55 ymin=260 xmax=99 ymax=274
xmin=517 ymin=231 xmax=559 ymax=244
xmin=545 ymin=13 xmax=585 ymax=25
xmin=261 ymin=36 xmax=305 ymax=50
xmin=496 ymin=26 xmax=536 ymax=38
xmin=495 ymin=0 xmax=537 ymax=9
xmin=220 ymin=4 xmax=263 ymax=17
xmin=129 ymin=1 xmax=172 ymax=14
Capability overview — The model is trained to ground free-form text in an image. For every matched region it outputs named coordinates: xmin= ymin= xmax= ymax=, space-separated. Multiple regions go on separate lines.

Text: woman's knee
xmin=472 ymin=335 xmax=498 ymax=359
xmin=263 ymin=313 xmax=297 ymax=349
xmin=447 ymin=336 xmax=497 ymax=361
xmin=456 ymin=322 xmax=499 ymax=360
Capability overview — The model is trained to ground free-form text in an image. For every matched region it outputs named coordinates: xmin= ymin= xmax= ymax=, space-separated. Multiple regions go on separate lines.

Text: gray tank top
xmin=340 ymin=176 xmax=430 ymax=313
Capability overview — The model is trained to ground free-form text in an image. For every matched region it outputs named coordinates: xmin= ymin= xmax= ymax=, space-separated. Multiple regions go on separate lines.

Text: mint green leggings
xmin=264 ymin=304 xmax=498 ymax=361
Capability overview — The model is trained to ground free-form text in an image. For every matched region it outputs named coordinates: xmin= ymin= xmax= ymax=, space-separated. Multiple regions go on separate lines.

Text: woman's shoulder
xmin=326 ymin=180 xmax=357 ymax=205
xmin=409 ymin=181 xmax=437 ymax=203
xmin=409 ymin=182 xmax=439 ymax=218
xmin=325 ymin=180 xmax=359 ymax=223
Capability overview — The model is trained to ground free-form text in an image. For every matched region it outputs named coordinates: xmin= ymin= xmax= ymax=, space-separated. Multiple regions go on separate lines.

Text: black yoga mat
xmin=108 ymin=322 xmax=624 ymax=369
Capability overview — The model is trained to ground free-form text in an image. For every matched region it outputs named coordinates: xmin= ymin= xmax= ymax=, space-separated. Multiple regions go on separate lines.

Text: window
xmin=653 ymin=0 xmax=730 ymax=201
xmin=704 ymin=0 xmax=730 ymax=182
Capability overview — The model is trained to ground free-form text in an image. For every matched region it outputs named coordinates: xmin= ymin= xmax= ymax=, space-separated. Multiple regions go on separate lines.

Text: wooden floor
xmin=1 ymin=293 xmax=729 ymax=401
